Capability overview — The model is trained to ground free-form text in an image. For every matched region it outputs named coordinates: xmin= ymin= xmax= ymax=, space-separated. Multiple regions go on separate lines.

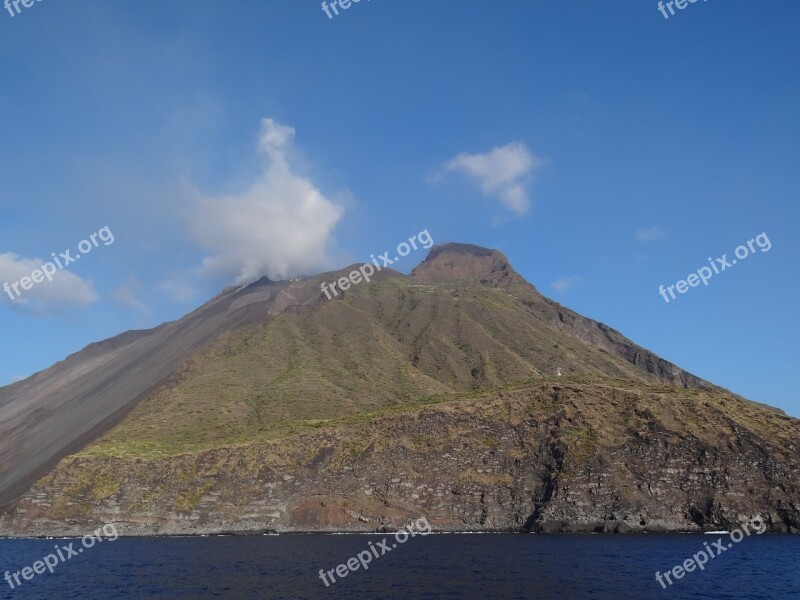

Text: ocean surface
xmin=0 ymin=533 xmax=798 ymax=599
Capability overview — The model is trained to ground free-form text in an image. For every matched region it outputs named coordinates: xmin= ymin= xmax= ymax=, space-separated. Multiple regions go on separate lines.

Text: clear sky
xmin=1 ymin=0 xmax=798 ymax=416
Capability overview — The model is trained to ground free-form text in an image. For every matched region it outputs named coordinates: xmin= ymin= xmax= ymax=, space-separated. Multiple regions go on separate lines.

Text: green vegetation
xmin=76 ymin=277 xmax=791 ymax=462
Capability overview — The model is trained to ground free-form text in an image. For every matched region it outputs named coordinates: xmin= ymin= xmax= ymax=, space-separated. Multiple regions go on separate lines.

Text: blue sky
xmin=1 ymin=0 xmax=798 ymax=415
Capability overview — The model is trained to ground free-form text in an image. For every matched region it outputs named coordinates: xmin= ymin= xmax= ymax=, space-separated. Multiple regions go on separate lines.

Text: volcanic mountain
xmin=0 ymin=243 xmax=797 ymax=535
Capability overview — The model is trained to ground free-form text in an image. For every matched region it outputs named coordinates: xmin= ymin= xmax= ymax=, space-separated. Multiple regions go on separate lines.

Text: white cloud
xmin=191 ymin=118 xmax=345 ymax=284
xmin=635 ymin=226 xmax=666 ymax=242
xmin=0 ymin=252 xmax=97 ymax=314
xmin=444 ymin=142 xmax=543 ymax=215
xmin=551 ymin=275 xmax=583 ymax=293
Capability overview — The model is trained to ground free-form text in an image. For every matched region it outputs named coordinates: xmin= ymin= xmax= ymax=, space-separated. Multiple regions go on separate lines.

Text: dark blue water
xmin=1 ymin=534 xmax=798 ymax=599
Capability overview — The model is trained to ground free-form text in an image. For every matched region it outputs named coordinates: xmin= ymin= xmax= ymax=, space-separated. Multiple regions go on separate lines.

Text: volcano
xmin=1 ymin=243 xmax=797 ymax=536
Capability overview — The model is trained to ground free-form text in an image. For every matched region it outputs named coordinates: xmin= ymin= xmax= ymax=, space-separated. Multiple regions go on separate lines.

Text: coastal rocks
xmin=1 ymin=383 xmax=798 ymax=537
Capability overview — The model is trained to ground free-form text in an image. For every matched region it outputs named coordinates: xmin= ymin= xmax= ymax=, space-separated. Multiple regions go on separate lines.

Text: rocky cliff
xmin=2 ymin=381 xmax=797 ymax=536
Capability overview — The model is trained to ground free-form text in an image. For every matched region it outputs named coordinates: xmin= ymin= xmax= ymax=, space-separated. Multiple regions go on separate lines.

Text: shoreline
xmin=1 ymin=529 xmax=795 ymax=540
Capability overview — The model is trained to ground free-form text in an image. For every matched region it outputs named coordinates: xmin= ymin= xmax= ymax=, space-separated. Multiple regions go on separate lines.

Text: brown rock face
xmin=1 ymin=383 xmax=797 ymax=537
xmin=411 ymin=243 xmax=524 ymax=288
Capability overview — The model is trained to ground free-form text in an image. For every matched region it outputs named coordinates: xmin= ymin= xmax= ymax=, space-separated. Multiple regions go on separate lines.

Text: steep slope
xmin=0 ymin=243 xmax=796 ymax=535
xmin=412 ymin=244 xmax=710 ymax=387
xmin=0 ymin=274 xmax=338 ymax=508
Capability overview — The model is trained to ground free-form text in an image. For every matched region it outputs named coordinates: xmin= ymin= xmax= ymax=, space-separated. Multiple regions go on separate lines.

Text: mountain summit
xmin=411 ymin=243 xmax=523 ymax=287
xmin=1 ymin=244 xmax=797 ymax=536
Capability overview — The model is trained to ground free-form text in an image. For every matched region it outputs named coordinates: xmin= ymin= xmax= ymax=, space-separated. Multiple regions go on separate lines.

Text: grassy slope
xmin=81 ymin=278 xmax=711 ymax=460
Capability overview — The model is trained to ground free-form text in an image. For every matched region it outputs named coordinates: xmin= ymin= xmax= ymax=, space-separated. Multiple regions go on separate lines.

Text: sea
xmin=0 ymin=533 xmax=797 ymax=599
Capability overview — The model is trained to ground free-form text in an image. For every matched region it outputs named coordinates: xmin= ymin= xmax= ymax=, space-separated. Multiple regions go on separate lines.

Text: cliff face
xmin=0 ymin=243 xmax=797 ymax=536
xmin=2 ymin=382 xmax=797 ymax=536
xmin=410 ymin=243 xmax=525 ymax=288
